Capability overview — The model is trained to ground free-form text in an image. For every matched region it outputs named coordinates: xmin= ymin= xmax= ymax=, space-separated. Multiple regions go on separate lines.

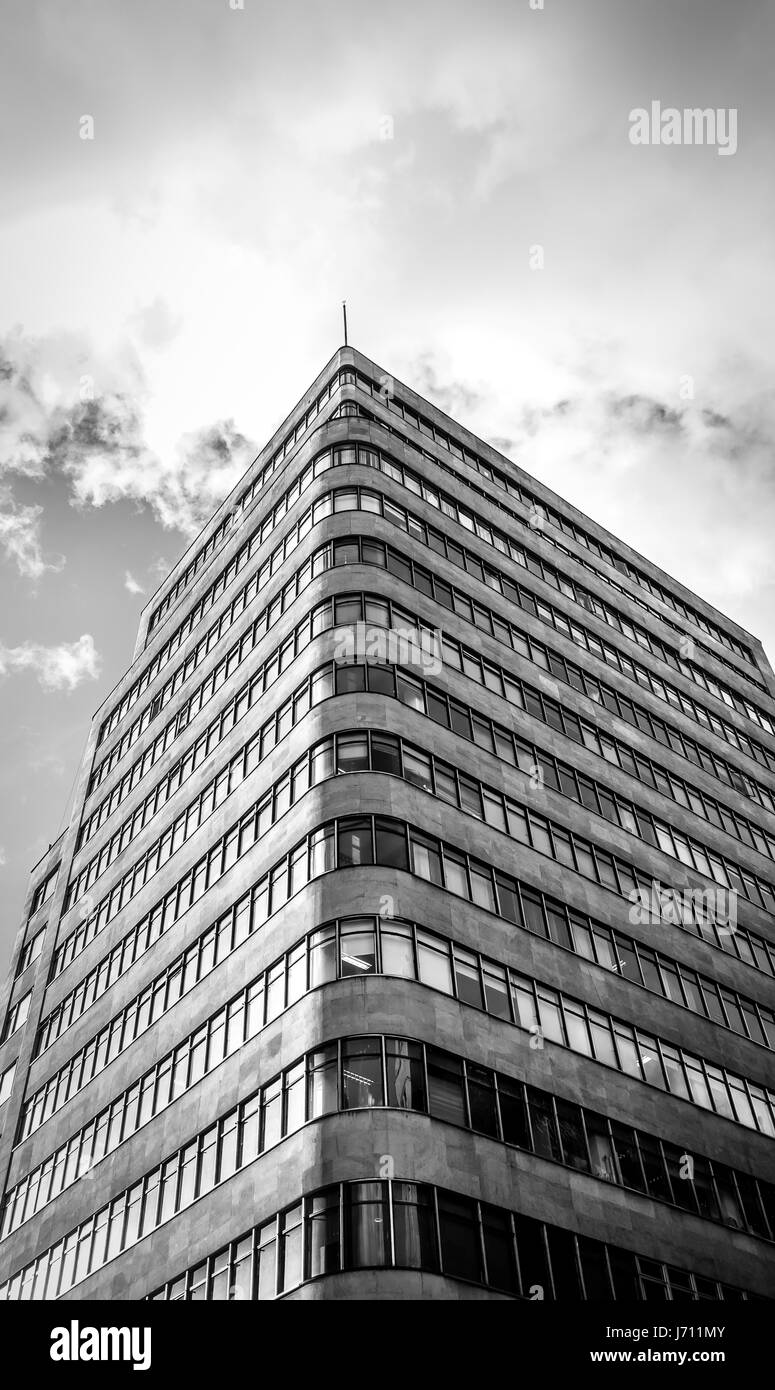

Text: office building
xmin=0 ymin=346 xmax=774 ymax=1301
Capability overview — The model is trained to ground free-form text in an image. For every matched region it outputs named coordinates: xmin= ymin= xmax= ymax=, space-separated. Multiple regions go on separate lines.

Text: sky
xmin=0 ymin=0 xmax=774 ymax=978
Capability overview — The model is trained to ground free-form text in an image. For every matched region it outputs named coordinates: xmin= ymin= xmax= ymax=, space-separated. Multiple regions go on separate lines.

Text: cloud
xmin=0 ymin=847 xmax=5 ymax=868
xmin=498 ymin=385 xmax=775 ymax=605
xmin=124 ymin=570 xmax=143 ymax=595
xmin=410 ymin=353 xmax=483 ymax=418
xmin=0 ymin=330 xmax=257 ymax=540
xmin=0 ymin=331 xmax=56 ymax=481
xmin=0 ymin=487 xmax=64 ymax=579
xmin=0 ymin=634 xmax=100 ymax=691
xmin=62 ymin=403 xmax=254 ymax=537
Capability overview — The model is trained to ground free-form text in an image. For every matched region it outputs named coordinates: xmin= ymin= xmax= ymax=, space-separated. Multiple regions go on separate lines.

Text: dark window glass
xmin=662 ymin=1142 xmax=696 ymax=1212
xmin=466 ymin=1063 xmax=499 ymax=1137
xmin=609 ymin=1248 xmax=639 ymax=1300
xmin=374 ymin=818 xmax=409 ymax=870
xmin=691 ymin=1156 xmax=721 ymax=1222
xmin=495 ymin=874 xmax=522 ymax=925
xmin=438 ymin=1193 xmax=481 ymax=1282
xmin=371 ymin=735 xmax=401 ymax=776
xmin=578 ymin=1235 xmax=612 ymax=1299
xmin=335 ymin=665 xmax=366 ymax=694
xmin=514 ymin=1215 xmax=550 ymax=1299
xmin=547 ymin=904 xmax=572 ymax=951
xmin=610 ymin=1121 xmax=646 ymax=1192
xmin=385 ymin=1038 xmax=426 ymax=1111
xmin=393 ymin=1183 xmax=437 ymax=1270
xmin=337 ymin=818 xmax=373 ymax=867
xmin=555 ymin=1098 xmax=589 ymax=1172
xmin=453 ymin=949 xmax=483 ymax=1009
xmin=427 ymin=1049 xmax=466 ymax=1127
xmin=427 ymin=692 xmax=450 ymax=727
xmin=482 ymin=1205 xmax=518 ymax=1293
xmin=498 ymin=1078 xmax=531 ymax=1149
xmin=367 ymin=665 xmax=395 ymax=696
xmin=546 ymin=1228 xmax=582 ymax=1298
xmin=638 ymin=1134 xmax=672 ymax=1204
xmin=522 ymin=890 xmax=547 ymax=937
xmin=734 ymin=1171 xmax=770 ymax=1239
xmin=585 ymin=1113 xmax=618 ymax=1185
xmin=529 ymin=1091 xmax=561 ymax=1161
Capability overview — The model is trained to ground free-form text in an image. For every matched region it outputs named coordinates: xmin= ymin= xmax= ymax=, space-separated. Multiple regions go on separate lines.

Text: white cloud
xmin=0 ymin=847 xmax=6 ymax=868
xmin=124 ymin=570 xmax=144 ymax=595
xmin=0 ymin=634 xmax=100 ymax=692
xmin=0 ymin=491 xmax=64 ymax=580
xmin=0 ymin=330 xmax=256 ymax=540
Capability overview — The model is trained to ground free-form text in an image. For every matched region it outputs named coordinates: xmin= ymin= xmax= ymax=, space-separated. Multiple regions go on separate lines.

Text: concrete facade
xmin=1 ymin=347 xmax=774 ymax=1302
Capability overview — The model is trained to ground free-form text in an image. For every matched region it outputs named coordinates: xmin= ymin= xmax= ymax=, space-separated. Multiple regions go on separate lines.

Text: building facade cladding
xmin=0 ymin=347 xmax=774 ymax=1304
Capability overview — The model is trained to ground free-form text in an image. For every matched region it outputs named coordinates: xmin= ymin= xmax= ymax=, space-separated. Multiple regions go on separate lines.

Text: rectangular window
xmin=342 ymin=1037 xmax=383 ymax=1110
xmin=437 ymin=1193 xmax=482 ymax=1283
xmin=345 ymin=1182 xmax=391 ymax=1270
xmin=427 ymin=1049 xmax=466 ymax=1127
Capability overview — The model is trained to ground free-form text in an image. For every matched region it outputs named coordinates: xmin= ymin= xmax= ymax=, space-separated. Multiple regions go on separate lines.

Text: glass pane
xmin=393 ymin=1183 xmax=437 ymax=1271
xmin=374 ymin=917 xmax=411 ymax=975
xmin=342 ymin=1038 xmax=384 ymax=1109
xmin=386 ymin=1039 xmax=426 ymax=1111
xmin=438 ymin=1194 xmax=481 ymax=1282
xmin=427 ymin=1050 xmax=466 ymax=1126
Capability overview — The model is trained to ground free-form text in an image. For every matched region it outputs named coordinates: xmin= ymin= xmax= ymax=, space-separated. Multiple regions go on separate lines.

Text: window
xmin=30 ymin=864 xmax=59 ymax=917
xmin=307 ymin=1045 xmax=338 ymax=1118
xmin=438 ymin=1193 xmax=481 ymax=1282
xmin=375 ymin=818 xmax=409 ymax=870
xmin=339 ymin=921 xmax=376 ymax=975
xmin=416 ymin=930 xmax=453 ymax=994
xmin=2 ymin=991 xmax=31 ymax=1041
xmin=345 ymin=1182 xmax=391 ymax=1269
xmin=404 ymin=748 xmax=433 ymax=792
xmin=467 ymin=1063 xmax=499 ymax=1137
xmin=482 ymin=1205 xmax=518 ymax=1292
xmin=393 ymin=1182 xmax=437 ymax=1270
xmin=453 ymin=948 xmax=483 ymax=1009
xmin=410 ymin=832 xmax=443 ymax=885
xmin=335 ymin=734 xmax=369 ymax=774
xmin=427 ymin=1049 xmax=466 ymax=1127
xmin=371 ymin=734 xmax=401 ymax=777
xmin=279 ymin=1204 xmax=303 ymax=1292
xmin=17 ymin=926 xmax=45 ymax=976
xmin=337 ymin=818 xmax=372 ymax=867
xmin=342 ymin=1037 xmax=383 ymax=1109
xmin=381 ymin=920 xmax=415 ymax=977
xmin=386 ymin=1038 xmax=425 ymax=1111
xmin=306 ymin=1188 xmax=340 ymax=1279
xmin=0 ymin=1061 xmax=16 ymax=1107
xmin=309 ymin=925 xmax=336 ymax=987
